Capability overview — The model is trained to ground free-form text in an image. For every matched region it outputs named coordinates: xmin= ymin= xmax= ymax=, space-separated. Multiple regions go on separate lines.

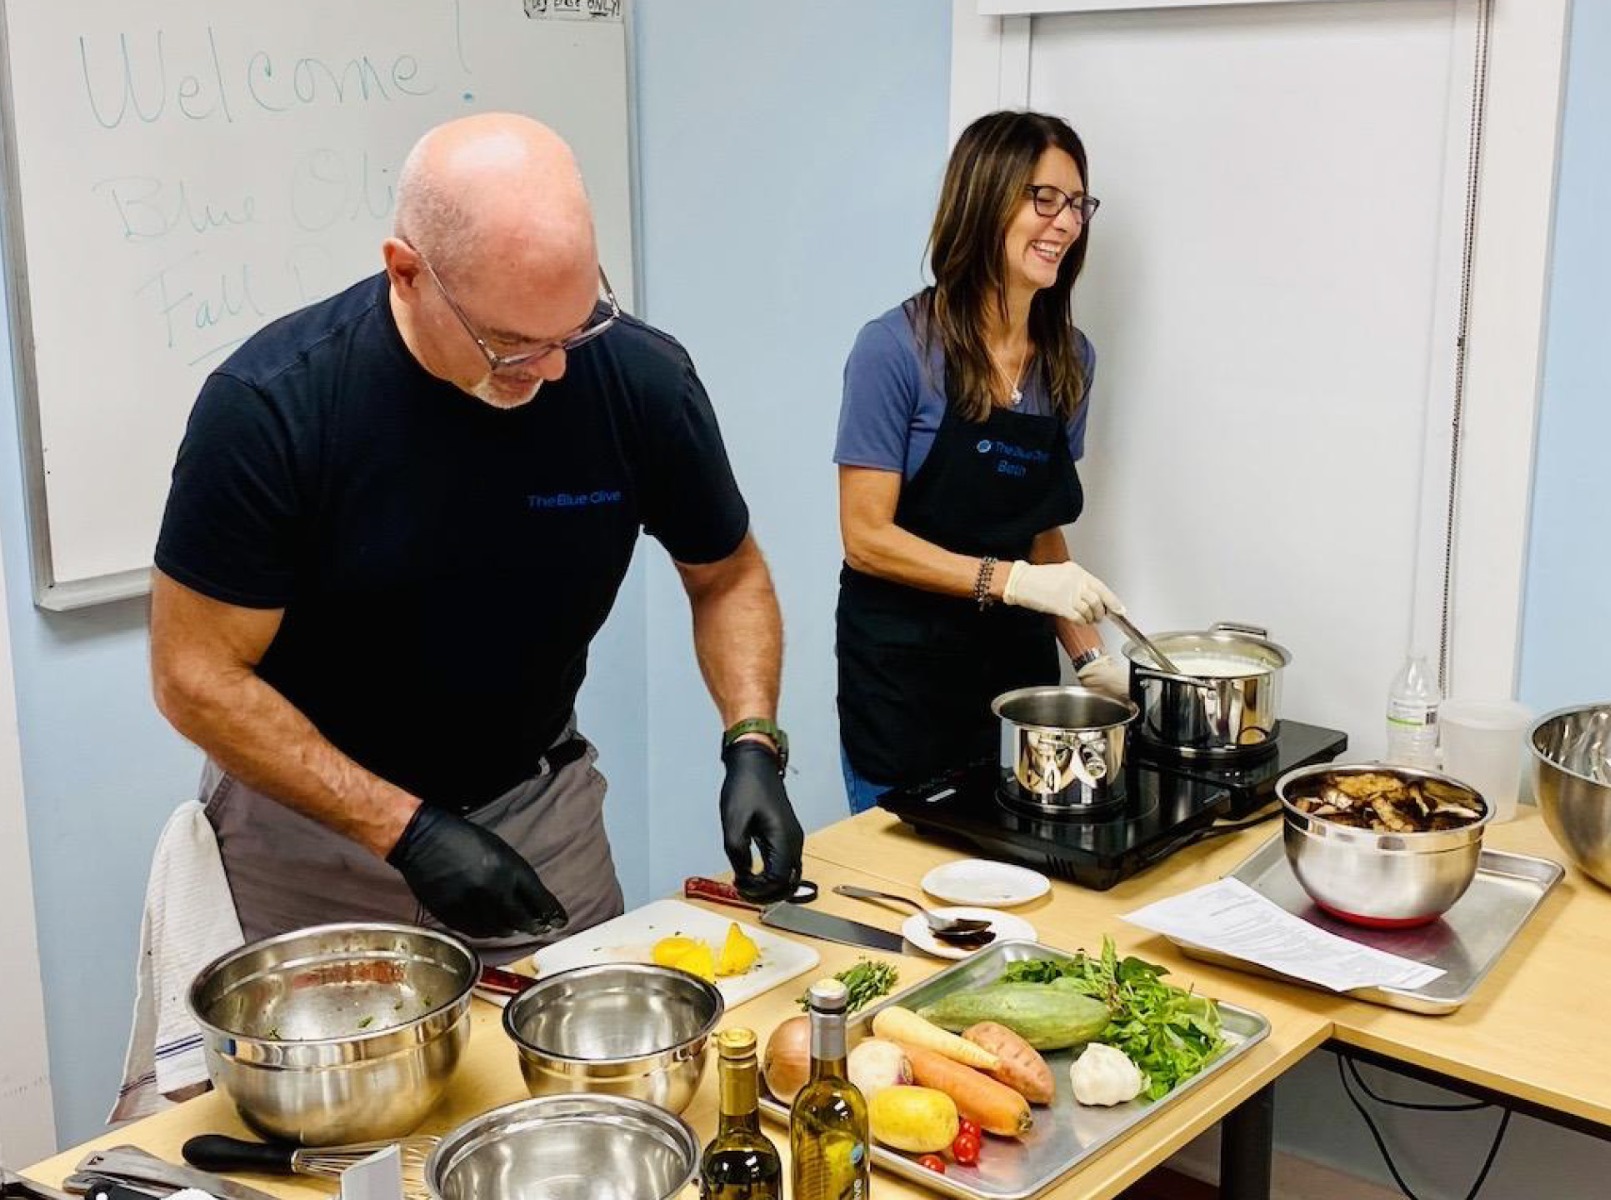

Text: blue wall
xmin=1519 ymin=0 xmax=1611 ymax=713
xmin=631 ymin=0 xmax=953 ymax=894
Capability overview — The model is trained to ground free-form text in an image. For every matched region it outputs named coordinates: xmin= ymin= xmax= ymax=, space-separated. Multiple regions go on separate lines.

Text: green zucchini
xmin=917 ymin=983 xmax=1111 ymax=1050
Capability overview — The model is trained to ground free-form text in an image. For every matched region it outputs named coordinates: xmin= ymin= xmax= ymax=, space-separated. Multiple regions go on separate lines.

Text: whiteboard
xmin=0 ymin=0 xmax=634 ymax=610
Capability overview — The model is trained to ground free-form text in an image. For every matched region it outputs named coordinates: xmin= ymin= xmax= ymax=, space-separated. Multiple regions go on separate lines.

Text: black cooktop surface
xmin=877 ymin=720 xmax=1348 ymax=890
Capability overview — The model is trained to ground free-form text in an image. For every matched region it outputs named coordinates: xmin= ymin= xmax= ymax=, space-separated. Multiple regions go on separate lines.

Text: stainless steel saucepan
xmin=1121 ymin=621 xmax=1291 ymax=758
xmin=992 ymin=685 xmax=1138 ymax=812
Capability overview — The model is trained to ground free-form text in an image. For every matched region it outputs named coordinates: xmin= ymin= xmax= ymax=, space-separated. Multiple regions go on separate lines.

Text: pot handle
xmin=1211 ymin=620 xmax=1270 ymax=639
xmin=1075 ymin=741 xmax=1108 ymax=783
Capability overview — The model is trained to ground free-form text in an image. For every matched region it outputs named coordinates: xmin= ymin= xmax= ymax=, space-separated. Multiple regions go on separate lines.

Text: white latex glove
xmin=1001 ymin=560 xmax=1121 ymax=624
xmin=1076 ymin=654 xmax=1129 ymax=701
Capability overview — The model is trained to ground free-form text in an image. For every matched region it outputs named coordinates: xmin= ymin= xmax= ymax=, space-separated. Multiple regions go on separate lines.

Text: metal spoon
xmin=831 ymin=885 xmax=994 ymax=939
xmin=1108 ymin=611 xmax=1185 ymax=675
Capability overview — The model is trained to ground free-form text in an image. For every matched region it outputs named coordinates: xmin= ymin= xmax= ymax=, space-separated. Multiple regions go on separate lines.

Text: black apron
xmin=837 ymin=369 xmax=1083 ymax=786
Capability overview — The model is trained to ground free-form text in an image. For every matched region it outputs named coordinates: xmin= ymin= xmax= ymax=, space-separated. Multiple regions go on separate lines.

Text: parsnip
xmin=871 ymin=1005 xmax=1000 ymax=1070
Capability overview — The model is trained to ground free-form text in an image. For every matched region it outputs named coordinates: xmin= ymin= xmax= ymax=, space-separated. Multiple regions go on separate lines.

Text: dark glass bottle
xmin=790 ymin=978 xmax=871 ymax=1200
xmin=699 ymin=1026 xmax=783 ymax=1200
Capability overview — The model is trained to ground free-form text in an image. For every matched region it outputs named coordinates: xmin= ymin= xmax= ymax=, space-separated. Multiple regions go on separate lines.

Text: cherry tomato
xmin=957 ymin=1118 xmax=982 ymax=1140
xmin=951 ymin=1130 xmax=982 ymax=1166
xmin=917 ymin=1154 xmax=947 ymax=1174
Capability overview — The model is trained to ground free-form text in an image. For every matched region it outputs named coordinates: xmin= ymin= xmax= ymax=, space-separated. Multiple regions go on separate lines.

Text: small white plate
xmin=902 ymin=907 xmax=1037 ymax=960
xmin=922 ymin=859 xmax=1051 ymax=908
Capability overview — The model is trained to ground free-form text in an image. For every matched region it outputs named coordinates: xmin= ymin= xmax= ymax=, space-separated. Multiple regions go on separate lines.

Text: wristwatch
xmin=1069 ymin=646 xmax=1104 ymax=673
xmin=722 ymin=718 xmax=789 ymax=773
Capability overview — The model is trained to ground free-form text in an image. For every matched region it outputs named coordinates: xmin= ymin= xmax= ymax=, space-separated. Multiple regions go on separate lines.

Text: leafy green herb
xmin=798 ymin=959 xmax=899 ymax=1014
xmin=1000 ymin=937 xmax=1226 ymax=1100
xmin=357 ymin=1015 xmax=374 ymax=1029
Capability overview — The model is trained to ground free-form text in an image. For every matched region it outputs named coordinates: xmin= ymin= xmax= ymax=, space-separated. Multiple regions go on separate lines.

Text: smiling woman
xmin=833 ymin=110 xmax=1127 ymax=811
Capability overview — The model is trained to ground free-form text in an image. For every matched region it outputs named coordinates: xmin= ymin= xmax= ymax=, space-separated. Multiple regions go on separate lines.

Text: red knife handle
xmin=684 ymin=876 xmax=761 ymax=910
xmin=477 ymin=964 xmax=538 ymax=997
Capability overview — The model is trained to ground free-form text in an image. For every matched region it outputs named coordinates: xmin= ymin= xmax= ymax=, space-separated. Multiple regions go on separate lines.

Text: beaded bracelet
xmin=974 ymin=555 xmax=998 ymax=611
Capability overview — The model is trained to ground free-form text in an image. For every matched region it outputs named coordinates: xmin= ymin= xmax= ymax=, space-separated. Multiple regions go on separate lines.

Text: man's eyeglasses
xmin=1024 ymin=185 xmax=1101 ymax=224
xmin=409 ymin=243 xmax=620 ymax=373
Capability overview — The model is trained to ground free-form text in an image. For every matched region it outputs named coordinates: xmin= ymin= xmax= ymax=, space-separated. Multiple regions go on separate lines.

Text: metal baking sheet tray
xmin=1170 ymin=835 xmax=1564 ymax=1015
xmin=758 ymin=939 xmax=1270 ymax=1200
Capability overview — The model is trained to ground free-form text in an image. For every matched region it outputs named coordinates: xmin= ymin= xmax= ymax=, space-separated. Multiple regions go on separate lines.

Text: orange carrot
xmin=963 ymin=1021 xmax=1056 ymax=1105
xmin=899 ymin=1042 xmax=1033 ymax=1137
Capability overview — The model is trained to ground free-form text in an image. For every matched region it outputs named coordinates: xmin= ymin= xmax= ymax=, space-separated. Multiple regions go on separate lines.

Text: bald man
xmin=150 ymin=114 xmax=803 ymax=960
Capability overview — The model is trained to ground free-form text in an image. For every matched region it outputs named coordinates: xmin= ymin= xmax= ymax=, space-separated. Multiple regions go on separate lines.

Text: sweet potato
xmin=963 ymin=1021 xmax=1056 ymax=1104
xmin=899 ymin=1042 xmax=1033 ymax=1137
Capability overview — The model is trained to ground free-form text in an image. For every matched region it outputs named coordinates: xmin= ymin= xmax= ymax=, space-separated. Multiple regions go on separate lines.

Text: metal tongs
xmin=63 ymin=1147 xmax=282 ymax=1200
xmin=1107 ymin=611 xmax=1184 ymax=675
xmin=4 ymin=1167 xmax=152 ymax=1200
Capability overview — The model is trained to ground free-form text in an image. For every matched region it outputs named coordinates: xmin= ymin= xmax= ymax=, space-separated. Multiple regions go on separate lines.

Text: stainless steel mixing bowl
xmin=502 ymin=962 xmax=723 ymax=1114
xmin=1530 ymin=703 xmax=1611 ymax=888
xmin=188 ymin=923 xmax=476 ymax=1144
xmin=425 ymin=1094 xmax=699 ymax=1200
xmin=1277 ymin=763 xmax=1491 ymax=927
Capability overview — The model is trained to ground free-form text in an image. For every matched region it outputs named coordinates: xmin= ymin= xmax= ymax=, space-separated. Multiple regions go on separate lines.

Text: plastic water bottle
xmin=1385 ymin=654 xmax=1440 ymax=768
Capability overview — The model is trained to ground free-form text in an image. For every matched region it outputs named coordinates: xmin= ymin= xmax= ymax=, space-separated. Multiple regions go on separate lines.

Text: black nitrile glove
xmin=720 ymin=740 xmax=804 ymax=904
xmin=386 ymin=804 xmax=567 ymax=939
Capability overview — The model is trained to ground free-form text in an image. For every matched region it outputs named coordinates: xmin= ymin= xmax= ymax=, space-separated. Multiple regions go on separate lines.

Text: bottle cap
xmin=807 ymin=978 xmax=849 ymax=1013
xmin=715 ymin=1027 xmax=758 ymax=1059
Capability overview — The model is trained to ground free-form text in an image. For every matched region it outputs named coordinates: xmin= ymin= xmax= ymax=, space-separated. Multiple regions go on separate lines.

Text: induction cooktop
xmin=877 ymin=719 xmax=1348 ymax=890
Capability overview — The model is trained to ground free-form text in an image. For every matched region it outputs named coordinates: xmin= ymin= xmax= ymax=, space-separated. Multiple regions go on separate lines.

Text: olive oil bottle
xmin=790 ymin=978 xmax=871 ymax=1200
xmin=700 ymin=1027 xmax=783 ymax=1200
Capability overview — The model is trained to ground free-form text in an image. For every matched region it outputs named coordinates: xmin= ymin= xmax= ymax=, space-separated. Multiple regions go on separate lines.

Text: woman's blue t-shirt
xmin=833 ymin=300 xmax=1094 ymax=480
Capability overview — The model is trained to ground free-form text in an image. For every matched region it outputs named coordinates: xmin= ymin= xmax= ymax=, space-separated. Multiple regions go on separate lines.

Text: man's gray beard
xmin=472 ymin=375 xmax=544 ymax=409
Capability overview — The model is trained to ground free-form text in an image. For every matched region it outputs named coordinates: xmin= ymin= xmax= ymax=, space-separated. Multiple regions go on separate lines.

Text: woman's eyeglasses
xmin=1024 ymin=185 xmax=1100 ymax=224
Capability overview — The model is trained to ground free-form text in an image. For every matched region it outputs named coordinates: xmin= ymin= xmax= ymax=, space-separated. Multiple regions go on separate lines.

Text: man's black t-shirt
xmin=156 ymin=273 xmax=749 ymax=810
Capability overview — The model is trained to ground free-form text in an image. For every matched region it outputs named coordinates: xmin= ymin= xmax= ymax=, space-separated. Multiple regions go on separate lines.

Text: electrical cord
xmin=1345 ymin=1057 xmax=1488 ymax=1113
xmin=1336 ymin=1053 xmax=1511 ymax=1200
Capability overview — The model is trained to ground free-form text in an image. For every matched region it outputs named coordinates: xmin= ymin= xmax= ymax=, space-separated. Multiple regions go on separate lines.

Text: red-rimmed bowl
xmin=1276 ymin=763 xmax=1492 ymax=928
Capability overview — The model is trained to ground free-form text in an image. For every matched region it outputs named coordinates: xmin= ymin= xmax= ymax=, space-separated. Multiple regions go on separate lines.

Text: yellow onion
xmin=762 ymin=1015 xmax=812 ymax=1104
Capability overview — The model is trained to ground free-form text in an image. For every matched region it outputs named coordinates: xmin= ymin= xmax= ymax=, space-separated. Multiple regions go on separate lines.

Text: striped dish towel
xmin=110 ymin=801 xmax=243 ymax=1123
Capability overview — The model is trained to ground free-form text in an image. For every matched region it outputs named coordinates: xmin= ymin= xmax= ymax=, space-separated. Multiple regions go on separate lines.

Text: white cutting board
xmin=529 ymin=898 xmax=821 ymax=1008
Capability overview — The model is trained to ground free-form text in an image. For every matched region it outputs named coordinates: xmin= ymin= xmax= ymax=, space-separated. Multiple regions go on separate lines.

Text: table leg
xmin=1219 ymin=1083 xmax=1275 ymax=1200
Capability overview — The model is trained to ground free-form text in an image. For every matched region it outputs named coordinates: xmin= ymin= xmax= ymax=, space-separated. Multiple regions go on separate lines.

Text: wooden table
xmin=23 ymin=807 xmax=1608 ymax=1199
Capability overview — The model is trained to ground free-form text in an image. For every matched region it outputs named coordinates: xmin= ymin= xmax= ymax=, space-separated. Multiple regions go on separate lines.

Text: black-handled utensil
xmin=183 ymin=1134 xmax=437 ymax=1198
xmin=181 ymin=1137 xmax=295 ymax=1176
xmin=74 ymin=1178 xmax=166 ymax=1200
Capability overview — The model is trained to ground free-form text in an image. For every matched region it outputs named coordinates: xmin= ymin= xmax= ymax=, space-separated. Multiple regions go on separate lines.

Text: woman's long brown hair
xmin=920 ymin=111 xmax=1090 ymax=423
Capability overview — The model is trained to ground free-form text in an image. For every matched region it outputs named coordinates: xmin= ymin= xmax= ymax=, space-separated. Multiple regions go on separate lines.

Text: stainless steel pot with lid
xmin=1121 ymin=621 xmax=1291 ymax=758
xmin=992 ymin=685 xmax=1138 ymax=813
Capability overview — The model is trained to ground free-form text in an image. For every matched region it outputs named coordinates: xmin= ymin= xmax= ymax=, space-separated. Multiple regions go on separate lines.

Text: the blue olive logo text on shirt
xmin=975 ymin=439 xmax=1049 ymax=478
xmin=526 ymin=489 xmax=624 ymax=510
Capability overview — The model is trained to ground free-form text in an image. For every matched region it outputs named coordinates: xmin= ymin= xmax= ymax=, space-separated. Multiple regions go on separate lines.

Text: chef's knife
xmin=684 ymin=877 xmax=906 ymax=953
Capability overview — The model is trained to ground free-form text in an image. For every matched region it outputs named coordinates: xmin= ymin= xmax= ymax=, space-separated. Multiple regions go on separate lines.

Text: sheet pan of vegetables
xmin=756 ymin=937 xmax=1270 ymax=1200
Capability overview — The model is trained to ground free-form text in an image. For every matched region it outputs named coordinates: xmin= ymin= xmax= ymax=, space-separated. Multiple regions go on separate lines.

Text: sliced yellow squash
xmin=650 ymin=935 xmax=701 ymax=967
xmin=716 ymin=922 xmax=760 ymax=977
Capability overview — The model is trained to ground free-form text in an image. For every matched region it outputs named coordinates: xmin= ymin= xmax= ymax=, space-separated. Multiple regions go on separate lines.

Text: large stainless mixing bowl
xmin=1277 ymin=763 xmax=1491 ymax=927
xmin=188 ymin=923 xmax=476 ymax=1144
xmin=425 ymin=1094 xmax=699 ymax=1200
xmin=1530 ymin=703 xmax=1611 ymax=888
xmin=502 ymin=962 xmax=723 ymax=1114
